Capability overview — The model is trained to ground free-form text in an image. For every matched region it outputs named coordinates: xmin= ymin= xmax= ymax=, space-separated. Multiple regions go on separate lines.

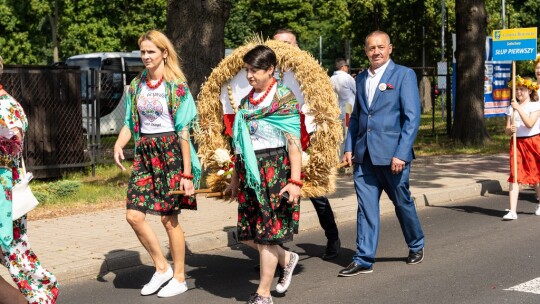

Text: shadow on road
xmin=428 ymin=190 xmax=538 ymax=218
xmin=184 ymin=243 xmax=307 ymax=301
xmin=97 ymin=249 xmax=153 ymax=290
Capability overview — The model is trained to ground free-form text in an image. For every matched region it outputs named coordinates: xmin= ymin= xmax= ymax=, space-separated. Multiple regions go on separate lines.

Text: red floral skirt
xmin=508 ymin=135 xmax=540 ymax=184
xmin=126 ymin=134 xmax=196 ymax=215
xmin=236 ymin=147 xmax=300 ymax=245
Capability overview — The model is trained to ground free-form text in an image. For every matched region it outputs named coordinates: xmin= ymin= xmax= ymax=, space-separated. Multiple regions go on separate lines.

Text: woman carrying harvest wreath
xmin=224 ymin=45 xmax=301 ymax=304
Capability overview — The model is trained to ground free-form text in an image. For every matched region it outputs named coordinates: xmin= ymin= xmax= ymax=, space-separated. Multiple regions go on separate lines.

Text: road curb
xmin=415 ymin=179 xmax=507 ymax=207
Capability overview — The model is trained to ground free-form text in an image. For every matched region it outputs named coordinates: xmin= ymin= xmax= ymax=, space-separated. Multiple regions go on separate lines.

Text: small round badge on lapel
xmin=378 ymin=83 xmax=387 ymax=91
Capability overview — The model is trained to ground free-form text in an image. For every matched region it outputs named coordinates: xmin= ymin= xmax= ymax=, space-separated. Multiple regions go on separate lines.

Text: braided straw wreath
xmin=195 ymin=37 xmax=342 ymax=198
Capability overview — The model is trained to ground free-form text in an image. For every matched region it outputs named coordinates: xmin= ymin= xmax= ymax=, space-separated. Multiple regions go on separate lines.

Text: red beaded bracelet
xmin=180 ymin=173 xmax=194 ymax=180
xmin=287 ymin=178 xmax=303 ymax=187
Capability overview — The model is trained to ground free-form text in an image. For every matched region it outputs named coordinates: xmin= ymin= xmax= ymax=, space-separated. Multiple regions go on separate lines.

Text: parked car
xmin=65 ymin=52 xmax=144 ymax=135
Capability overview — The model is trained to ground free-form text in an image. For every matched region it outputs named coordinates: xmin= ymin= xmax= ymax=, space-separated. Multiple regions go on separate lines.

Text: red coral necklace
xmin=0 ymin=84 xmax=3 ymax=91
xmin=249 ymin=78 xmax=276 ymax=106
xmin=145 ymin=76 xmax=163 ymax=89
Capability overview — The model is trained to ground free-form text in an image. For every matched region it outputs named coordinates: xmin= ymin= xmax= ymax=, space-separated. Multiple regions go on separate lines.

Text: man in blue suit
xmin=339 ymin=30 xmax=425 ymax=277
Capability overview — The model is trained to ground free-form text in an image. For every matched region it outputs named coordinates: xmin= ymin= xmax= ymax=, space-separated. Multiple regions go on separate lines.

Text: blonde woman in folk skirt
xmin=113 ymin=30 xmax=201 ymax=298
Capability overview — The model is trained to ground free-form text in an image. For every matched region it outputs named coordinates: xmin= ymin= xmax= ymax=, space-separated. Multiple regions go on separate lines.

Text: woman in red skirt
xmin=503 ymin=76 xmax=540 ymax=220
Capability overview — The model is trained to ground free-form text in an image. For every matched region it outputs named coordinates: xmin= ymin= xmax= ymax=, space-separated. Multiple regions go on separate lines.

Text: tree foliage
xmin=0 ymin=0 xmax=167 ymax=64
xmin=224 ymin=0 xmax=351 ymax=70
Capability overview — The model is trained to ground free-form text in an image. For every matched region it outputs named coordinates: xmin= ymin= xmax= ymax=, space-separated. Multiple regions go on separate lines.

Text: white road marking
xmin=505 ymin=277 xmax=540 ymax=294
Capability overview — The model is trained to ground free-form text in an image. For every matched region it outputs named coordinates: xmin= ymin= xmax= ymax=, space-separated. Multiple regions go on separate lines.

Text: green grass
xmin=415 ymin=114 xmax=508 ymax=156
xmin=31 ymin=163 xmax=131 ymax=209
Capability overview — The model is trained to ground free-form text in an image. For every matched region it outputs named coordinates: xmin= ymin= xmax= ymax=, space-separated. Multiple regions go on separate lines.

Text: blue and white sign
xmin=492 ymin=27 xmax=537 ymax=61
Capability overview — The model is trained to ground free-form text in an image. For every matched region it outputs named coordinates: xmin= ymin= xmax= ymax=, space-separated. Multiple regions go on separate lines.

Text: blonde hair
xmin=511 ymin=76 xmax=539 ymax=101
xmin=534 ymin=55 xmax=540 ymax=68
xmin=138 ymin=30 xmax=186 ymax=82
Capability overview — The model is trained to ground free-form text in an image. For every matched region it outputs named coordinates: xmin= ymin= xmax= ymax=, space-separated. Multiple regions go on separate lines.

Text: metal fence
xmin=0 ymin=66 xmax=138 ymax=177
xmin=411 ymin=66 xmax=452 ymax=136
xmin=83 ymin=69 xmax=139 ymax=174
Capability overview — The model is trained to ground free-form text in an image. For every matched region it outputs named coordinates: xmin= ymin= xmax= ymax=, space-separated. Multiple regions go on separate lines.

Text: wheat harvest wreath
xmin=195 ymin=38 xmax=343 ymax=198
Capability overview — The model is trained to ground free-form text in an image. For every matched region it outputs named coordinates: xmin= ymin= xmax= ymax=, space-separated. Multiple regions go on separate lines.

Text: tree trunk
xmin=49 ymin=1 xmax=59 ymax=63
xmin=452 ymin=0 xmax=489 ymax=145
xmin=167 ymin=0 xmax=231 ymax=99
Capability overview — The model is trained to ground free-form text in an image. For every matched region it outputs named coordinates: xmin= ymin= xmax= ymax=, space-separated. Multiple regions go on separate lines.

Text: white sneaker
xmin=275 ymin=252 xmax=299 ymax=294
xmin=140 ymin=265 xmax=173 ymax=296
xmin=502 ymin=210 xmax=518 ymax=220
xmin=535 ymin=205 xmax=540 ymax=216
xmin=157 ymin=278 xmax=188 ymax=298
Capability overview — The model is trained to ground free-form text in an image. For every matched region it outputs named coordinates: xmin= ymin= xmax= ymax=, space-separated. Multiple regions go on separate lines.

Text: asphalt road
xmin=59 ymin=190 xmax=540 ymax=304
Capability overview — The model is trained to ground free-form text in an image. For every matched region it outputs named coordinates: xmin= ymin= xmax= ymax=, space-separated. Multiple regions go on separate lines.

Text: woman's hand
xmin=180 ymin=177 xmax=195 ymax=196
xmin=279 ymin=183 xmax=301 ymax=204
xmin=224 ymin=172 xmax=240 ymax=200
xmin=114 ymin=126 xmax=131 ymax=171
xmin=113 ymin=144 xmax=126 ymax=170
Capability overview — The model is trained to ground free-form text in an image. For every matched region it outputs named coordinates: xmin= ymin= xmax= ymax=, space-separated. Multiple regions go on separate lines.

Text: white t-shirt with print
xmin=137 ymin=81 xmax=175 ymax=134
xmin=505 ymin=101 xmax=540 ymax=137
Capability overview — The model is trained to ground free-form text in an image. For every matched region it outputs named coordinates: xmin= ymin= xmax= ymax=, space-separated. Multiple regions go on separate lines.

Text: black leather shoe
xmin=322 ymin=239 xmax=341 ymax=260
xmin=338 ymin=262 xmax=373 ymax=277
xmin=406 ymin=249 xmax=424 ymax=265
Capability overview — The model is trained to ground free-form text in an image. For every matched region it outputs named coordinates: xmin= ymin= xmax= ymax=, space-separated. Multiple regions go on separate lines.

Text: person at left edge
xmin=0 ymin=55 xmax=59 ymax=303
xmin=113 ymin=29 xmax=201 ymax=298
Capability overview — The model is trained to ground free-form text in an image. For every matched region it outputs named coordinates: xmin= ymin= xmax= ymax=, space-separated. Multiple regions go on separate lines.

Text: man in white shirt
xmin=331 ymin=58 xmax=356 ymax=120
xmin=330 ymin=58 xmax=356 ymax=156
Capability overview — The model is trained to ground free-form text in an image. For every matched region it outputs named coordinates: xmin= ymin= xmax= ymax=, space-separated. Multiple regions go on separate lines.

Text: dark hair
xmin=243 ymin=45 xmax=277 ymax=71
xmin=274 ymin=28 xmax=295 ymax=37
xmin=335 ymin=58 xmax=348 ymax=70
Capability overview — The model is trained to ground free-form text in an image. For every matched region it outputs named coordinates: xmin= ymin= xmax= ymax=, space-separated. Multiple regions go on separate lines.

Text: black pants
xmin=310 ymin=196 xmax=339 ymax=241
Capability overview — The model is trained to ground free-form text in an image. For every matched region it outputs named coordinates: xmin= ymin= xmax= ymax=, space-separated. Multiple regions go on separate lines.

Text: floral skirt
xmin=236 ymin=147 xmax=300 ymax=245
xmin=508 ymin=135 xmax=540 ymax=184
xmin=1 ymin=217 xmax=59 ymax=303
xmin=126 ymin=134 xmax=196 ymax=215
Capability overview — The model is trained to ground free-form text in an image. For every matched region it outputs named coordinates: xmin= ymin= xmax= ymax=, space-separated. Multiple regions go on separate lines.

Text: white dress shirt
xmin=366 ymin=60 xmax=390 ymax=107
xmin=330 ymin=70 xmax=356 ymax=119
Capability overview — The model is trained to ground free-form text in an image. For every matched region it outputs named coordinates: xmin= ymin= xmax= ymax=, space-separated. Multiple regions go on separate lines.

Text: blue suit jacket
xmin=345 ymin=60 xmax=420 ymax=166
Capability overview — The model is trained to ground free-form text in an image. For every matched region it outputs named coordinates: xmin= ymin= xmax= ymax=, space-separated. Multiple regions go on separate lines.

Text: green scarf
xmin=0 ymin=167 xmax=14 ymax=249
xmin=232 ymin=83 xmax=300 ymax=195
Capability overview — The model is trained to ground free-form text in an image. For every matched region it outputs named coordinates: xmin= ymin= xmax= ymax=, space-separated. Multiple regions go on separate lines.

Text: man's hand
xmin=391 ymin=157 xmax=405 ymax=174
xmin=343 ymin=152 xmax=353 ymax=167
